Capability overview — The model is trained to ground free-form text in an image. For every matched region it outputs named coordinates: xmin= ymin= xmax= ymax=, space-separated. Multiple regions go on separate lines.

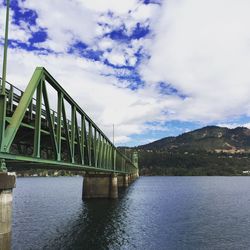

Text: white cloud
xmin=0 ymin=0 xmax=170 ymax=145
xmin=217 ymin=123 xmax=250 ymax=129
xmin=19 ymin=0 xmax=97 ymax=52
xmin=3 ymin=0 xmax=250 ymax=146
xmin=0 ymin=3 xmax=33 ymax=43
xmin=97 ymin=38 xmax=114 ymax=50
xmin=103 ymin=51 xmax=126 ymax=66
xmin=141 ymin=0 xmax=250 ymax=123
xmin=100 ymin=37 xmax=151 ymax=68
xmin=82 ymin=0 xmax=139 ymax=15
xmin=18 ymin=0 xmax=158 ymax=53
xmin=130 ymin=3 xmax=159 ymax=26
xmin=0 ymin=2 xmax=144 ymax=147
xmin=0 ymin=47 xmax=177 ymax=144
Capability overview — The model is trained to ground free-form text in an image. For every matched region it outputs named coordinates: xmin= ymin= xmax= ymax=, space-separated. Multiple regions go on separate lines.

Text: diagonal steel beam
xmin=2 ymin=67 xmax=43 ymax=152
xmin=42 ymin=81 xmax=58 ymax=160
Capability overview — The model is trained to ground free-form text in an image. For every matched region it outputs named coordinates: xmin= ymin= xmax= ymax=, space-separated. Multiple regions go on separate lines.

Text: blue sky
xmin=1 ymin=0 xmax=250 ymax=146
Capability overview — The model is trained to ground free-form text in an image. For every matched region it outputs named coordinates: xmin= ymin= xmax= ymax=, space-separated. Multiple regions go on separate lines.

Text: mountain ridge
xmin=136 ymin=125 xmax=250 ymax=152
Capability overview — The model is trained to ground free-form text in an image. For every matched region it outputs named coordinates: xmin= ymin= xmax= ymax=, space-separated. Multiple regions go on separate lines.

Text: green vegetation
xmin=132 ymin=126 xmax=250 ymax=176
xmin=138 ymin=150 xmax=250 ymax=176
xmin=17 ymin=126 xmax=250 ymax=176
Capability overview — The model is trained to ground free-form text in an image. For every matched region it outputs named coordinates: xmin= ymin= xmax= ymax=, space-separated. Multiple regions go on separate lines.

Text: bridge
xmin=0 ymin=67 xmax=139 ymax=249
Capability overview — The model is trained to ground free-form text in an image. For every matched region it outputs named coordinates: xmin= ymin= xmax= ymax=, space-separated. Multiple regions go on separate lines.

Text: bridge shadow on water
xmin=42 ymin=185 xmax=137 ymax=250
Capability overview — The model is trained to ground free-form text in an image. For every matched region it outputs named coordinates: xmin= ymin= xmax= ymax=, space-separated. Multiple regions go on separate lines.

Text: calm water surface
xmin=12 ymin=176 xmax=250 ymax=250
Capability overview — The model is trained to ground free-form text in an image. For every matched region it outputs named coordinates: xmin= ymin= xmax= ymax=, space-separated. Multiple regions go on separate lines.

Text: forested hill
xmin=127 ymin=126 xmax=250 ymax=176
xmin=137 ymin=126 xmax=250 ymax=152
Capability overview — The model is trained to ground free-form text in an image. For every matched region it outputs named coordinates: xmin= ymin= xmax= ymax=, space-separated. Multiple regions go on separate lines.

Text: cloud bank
xmin=1 ymin=0 xmax=250 ymax=145
xmin=142 ymin=0 xmax=250 ymax=122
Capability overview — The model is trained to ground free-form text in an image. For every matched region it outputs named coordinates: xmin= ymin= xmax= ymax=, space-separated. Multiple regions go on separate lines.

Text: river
xmin=12 ymin=176 xmax=250 ymax=249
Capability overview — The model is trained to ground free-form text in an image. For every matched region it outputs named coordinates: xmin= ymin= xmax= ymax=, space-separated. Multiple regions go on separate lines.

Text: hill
xmin=137 ymin=126 xmax=250 ymax=152
xmin=130 ymin=126 xmax=250 ymax=176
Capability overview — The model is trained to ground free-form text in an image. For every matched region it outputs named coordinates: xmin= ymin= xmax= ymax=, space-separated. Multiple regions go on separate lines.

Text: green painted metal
xmin=0 ymin=151 xmax=133 ymax=174
xmin=62 ymin=98 xmax=73 ymax=162
xmin=74 ymin=110 xmax=83 ymax=164
xmin=2 ymin=68 xmax=43 ymax=152
xmin=0 ymin=94 xmax=7 ymax=153
xmin=88 ymin=122 xmax=92 ymax=166
xmin=7 ymin=85 xmax=13 ymax=111
xmin=42 ymin=79 xmax=58 ymax=159
xmin=0 ymin=0 xmax=10 ymax=172
xmin=33 ymin=81 xmax=42 ymax=158
xmin=132 ymin=152 xmax=139 ymax=169
xmin=56 ymin=91 xmax=63 ymax=161
xmin=81 ymin=115 xmax=86 ymax=164
xmin=71 ymin=105 xmax=76 ymax=163
xmin=0 ymin=67 xmax=138 ymax=174
xmin=1 ymin=0 xmax=10 ymax=95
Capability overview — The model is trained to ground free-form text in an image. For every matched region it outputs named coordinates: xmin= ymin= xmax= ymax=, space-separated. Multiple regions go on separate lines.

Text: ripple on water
xmin=12 ymin=176 xmax=250 ymax=250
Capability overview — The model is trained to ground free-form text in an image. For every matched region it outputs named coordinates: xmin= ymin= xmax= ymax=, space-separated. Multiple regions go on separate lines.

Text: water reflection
xmin=43 ymin=187 xmax=134 ymax=250
xmin=13 ymin=177 xmax=250 ymax=250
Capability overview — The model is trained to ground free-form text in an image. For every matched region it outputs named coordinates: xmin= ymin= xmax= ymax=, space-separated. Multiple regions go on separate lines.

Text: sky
xmin=1 ymin=0 xmax=250 ymax=146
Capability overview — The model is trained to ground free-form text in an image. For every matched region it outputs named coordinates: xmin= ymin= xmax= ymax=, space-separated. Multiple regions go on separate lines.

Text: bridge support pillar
xmin=135 ymin=169 xmax=139 ymax=179
xmin=118 ymin=174 xmax=129 ymax=188
xmin=129 ymin=174 xmax=134 ymax=183
xmin=129 ymin=172 xmax=139 ymax=183
xmin=82 ymin=173 xmax=118 ymax=199
xmin=0 ymin=172 xmax=16 ymax=250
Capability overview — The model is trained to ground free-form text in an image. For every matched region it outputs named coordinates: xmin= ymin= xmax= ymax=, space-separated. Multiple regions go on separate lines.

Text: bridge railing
xmin=0 ymin=68 xmax=138 ymax=174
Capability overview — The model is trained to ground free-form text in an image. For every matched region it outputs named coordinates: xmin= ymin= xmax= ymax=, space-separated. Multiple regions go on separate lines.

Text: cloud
xmin=82 ymin=0 xmax=139 ymax=14
xmin=217 ymin=123 xmax=250 ymax=129
xmin=19 ymin=0 xmax=97 ymax=52
xmin=103 ymin=50 xmax=126 ymax=66
xmin=141 ymin=0 xmax=250 ymax=123
xmin=2 ymin=0 xmax=250 ymax=146
xmin=0 ymin=2 xmax=33 ymax=43
xmin=0 ymin=46 xmax=176 ymax=144
xmin=18 ymin=0 xmax=159 ymax=53
xmin=0 ymin=1 xmax=169 ymax=145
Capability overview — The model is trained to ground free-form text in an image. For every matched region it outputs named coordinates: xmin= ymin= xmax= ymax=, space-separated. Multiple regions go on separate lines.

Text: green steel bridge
xmin=0 ymin=67 xmax=139 ymax=250
xmin=0 ymin=67 xmax=138 ymax=175
xmin=0 ymin=3 xmax=139 ymax=249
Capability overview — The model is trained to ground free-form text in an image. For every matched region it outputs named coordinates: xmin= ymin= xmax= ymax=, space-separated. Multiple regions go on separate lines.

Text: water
xmin=12 ymin=176 xmax=250 ymax=250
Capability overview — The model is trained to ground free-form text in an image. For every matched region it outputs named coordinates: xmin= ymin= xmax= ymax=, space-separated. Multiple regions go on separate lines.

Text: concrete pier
xmin=82 ymin=173 xmax=118 ymax=199
xmin=0 ymin=172 xmax=16 ymax=250
xmin=118 ymin=174 xmax=128 ymax=188
xmin=128 ymin=172 xmax=139 ymax=184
